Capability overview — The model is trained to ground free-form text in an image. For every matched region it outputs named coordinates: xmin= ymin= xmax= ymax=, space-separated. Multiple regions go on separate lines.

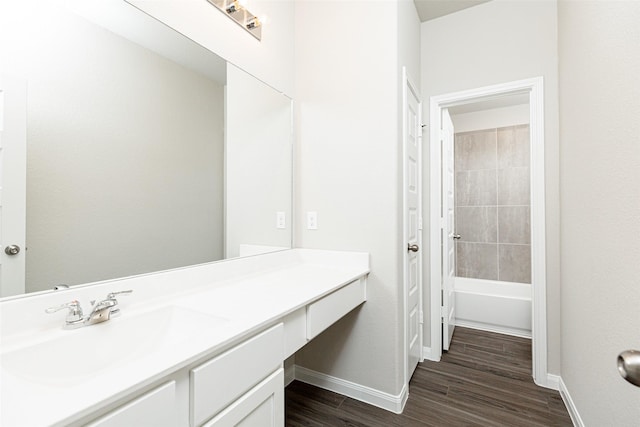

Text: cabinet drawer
xmin=190 ymin=323 xmax=283 ymax=426
xmin=202 ymin=368 xmax=284 ymax=427
xmin=307 ymin=279 xmax=366 ymax=340
xmin=86 ymin=382 xmax=176 ymax=427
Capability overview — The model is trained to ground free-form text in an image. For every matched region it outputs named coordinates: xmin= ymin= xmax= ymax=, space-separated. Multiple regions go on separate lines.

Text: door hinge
xmin=419 ymin=310 xmax=424 ymax=325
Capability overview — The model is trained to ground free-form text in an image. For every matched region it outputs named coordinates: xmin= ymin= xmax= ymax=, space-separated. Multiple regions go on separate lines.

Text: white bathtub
xmin=454 ymin=277 xmax=532 ymax=338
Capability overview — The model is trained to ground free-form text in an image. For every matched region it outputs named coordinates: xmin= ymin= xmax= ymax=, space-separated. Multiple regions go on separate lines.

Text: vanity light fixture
xmin=225 ymin=2 xmax=239 ymax=14
xmin=207 ymin=0 xmax=263 ymax=41
xmin=246 ymin=17 xmax=260 ymax=30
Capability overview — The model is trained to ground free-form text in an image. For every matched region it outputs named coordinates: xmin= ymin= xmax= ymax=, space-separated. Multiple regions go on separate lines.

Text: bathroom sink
xmin=1 ymin=305 xmax=229 ymax=387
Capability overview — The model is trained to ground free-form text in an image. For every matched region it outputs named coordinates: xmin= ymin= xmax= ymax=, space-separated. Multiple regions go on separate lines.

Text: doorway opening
xmin=428 ymin=77 xmax=554 ymax=389
xmin=449 ymin=95 xmax=532 ymax=338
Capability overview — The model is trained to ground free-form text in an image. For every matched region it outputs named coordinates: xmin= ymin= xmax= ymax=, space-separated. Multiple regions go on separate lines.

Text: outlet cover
xmin=307 ymin=212 xmax=318 ymax=230
xmin=276 ymin=211 xmax=286 ymax=229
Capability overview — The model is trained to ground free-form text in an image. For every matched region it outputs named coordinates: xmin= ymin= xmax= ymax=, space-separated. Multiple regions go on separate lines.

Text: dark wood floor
xmin=285 ymin=327 xmax=573 ymax=426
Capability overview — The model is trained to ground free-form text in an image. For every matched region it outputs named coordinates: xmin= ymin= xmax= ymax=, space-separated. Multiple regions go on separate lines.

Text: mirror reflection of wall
xmin=1 ymin=1 xmax=292 ymax=296
xmin=225 ymin=64 xmax=292 ymax=258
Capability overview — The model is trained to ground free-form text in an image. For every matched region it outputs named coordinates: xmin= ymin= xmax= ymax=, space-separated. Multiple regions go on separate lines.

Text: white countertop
xmin=0 ymin=249 xmax=369 ymax=427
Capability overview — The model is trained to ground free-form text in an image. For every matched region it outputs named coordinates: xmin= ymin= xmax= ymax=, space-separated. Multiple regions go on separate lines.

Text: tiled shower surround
xmin=454 ymin=124 xmax=531 ymax=284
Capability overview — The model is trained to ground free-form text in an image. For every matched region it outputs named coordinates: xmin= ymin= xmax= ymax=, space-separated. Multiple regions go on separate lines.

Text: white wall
xmin=225 ymin=63 xmax=292 ymax=258
xmin=294 ymin=0 xmax=420 ymax=401
xmin=558 ymin=1 xmax=640 ymax=424
xmin=450 ymin=104 xmax=529 ymax=133
xmin=420 ymin=0 xmax=561 ymax=374
xmin=125 ymin=0 xmax=295 ymax=96
xmin=2 ymin=2 xmax=225 ymax=292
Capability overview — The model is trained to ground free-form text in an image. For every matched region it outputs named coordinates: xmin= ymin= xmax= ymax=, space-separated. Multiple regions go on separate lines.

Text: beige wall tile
xmin=456 ymin=206 xmax=497 ymax=243
xmin=498 ymin=206 xmax=531 ymax=244
xmin=456 ymin=242 xmax=498 ymax=280
xmin=454 ymin=125 xmax=532 ymax=284
xmin=497 ymin=124 xmax=530 ymax=168
xmin=497 ymin=167 xmax=530 ymax=205
xmin=498 ymin=244 xmax=531 ymax=283
xmin=454 ymin=129 xmax=497 ymax=171
xmin=455 ymin=169 xmax=497 ymax=206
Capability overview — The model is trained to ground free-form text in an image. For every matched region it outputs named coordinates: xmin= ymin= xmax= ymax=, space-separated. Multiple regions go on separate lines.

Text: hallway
xmin=285 ymin=327 xmax=572 ymax=426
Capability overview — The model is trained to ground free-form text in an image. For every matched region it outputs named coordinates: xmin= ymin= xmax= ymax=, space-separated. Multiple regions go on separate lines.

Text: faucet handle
xmin=105 ymin=290 xmax=133 ymax=317
xmin=45 ymin=300 xmax=84 ymax=326
xmin=106 ymin=289 xmax=133 ymax=300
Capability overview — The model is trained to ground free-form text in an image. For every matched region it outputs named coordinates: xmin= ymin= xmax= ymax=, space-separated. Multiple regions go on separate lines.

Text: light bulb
xmin=246 ymin=16 xmax=260 ymax=30
xmin=226 ymin=0 xmax=240 ymax=13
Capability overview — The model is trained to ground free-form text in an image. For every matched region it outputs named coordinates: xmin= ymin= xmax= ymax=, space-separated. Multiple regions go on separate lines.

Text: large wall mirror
xmin=0 ymin=0 xmax=293 ymax=297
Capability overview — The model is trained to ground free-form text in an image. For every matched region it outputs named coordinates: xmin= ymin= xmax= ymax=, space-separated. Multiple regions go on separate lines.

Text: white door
xmin=0 ymin=75 xmax=27 ymax=297
xmin=403 ymin=68 xmax=422 ymax=380
xmin=441 ymin=108 xmax=456 ymax=351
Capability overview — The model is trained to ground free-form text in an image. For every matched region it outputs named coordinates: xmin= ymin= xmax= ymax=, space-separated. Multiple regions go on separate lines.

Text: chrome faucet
xmin=44 ymin=300 xmax=85 ymax=329
xmin=45 ymin=290 xmax=133 ymax=329
xmin=86 ymin=290 xmax=132 ymax=325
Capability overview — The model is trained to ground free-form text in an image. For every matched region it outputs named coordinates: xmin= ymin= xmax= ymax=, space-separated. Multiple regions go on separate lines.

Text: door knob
xmin=4 ymin=245 xmax=20 ymax=256
xmin=452 ymin=234 xmax=461 ymax=240
xmin=618 ymin=350 xmax=640 ymax=387
xmin=407 ymin=244 xmax=419 ymax=252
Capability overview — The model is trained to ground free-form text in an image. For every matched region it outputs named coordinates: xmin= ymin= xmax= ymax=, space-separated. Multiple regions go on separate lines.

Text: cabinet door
xmin=202 ymin=369 xmax=283 ymax=427
xmin=191 ymin=323 xmax=283 ymax=426
xmin=86 ymin=381 xmax=176 ymax=427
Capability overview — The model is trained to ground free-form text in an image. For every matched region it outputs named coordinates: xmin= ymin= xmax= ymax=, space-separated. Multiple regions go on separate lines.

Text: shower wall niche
xmin=454 ymin=124 xmax=531 ymax=284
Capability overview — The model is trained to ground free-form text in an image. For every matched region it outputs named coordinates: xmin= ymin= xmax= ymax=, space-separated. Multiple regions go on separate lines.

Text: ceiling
xmin=413 ymin=0 xmax=492 ymax=22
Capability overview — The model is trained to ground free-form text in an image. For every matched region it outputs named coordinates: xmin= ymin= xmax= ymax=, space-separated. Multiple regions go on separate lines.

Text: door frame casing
xmin=428 ymin=77 xmax=551 ymax=388
xmin=402 ymin=66 xmax=423 ymax=387
xmin=0 ymin=75 xmax=27 ymax=297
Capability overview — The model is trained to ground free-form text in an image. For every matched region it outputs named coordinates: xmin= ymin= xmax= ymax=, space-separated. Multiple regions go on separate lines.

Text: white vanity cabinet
xmin=1 ymin=250 xmax=369 ymax=427
xmin=81 ymin=324 xmax=284 ymax=427
xmin=202 ymin=369 xmax=284 ymax=427
xmin=306 ymin=279 xmax=365 ymax=340
xmin=85 ymin=382 xmax=177 ymax=427
xmin=190 ymin=324 xmax=284 ymax=426
xmin=79 ymin=277 xmax=365 ymax=427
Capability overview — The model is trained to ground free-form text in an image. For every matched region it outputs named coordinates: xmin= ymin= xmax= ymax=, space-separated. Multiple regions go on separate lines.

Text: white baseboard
xmin=544 ymin=373 xmax=560 ymax=391
xmin=455 ymin=320 xmax=532 ymax=339
xmin=559 ymin=377 xmax=584 ymax=427
xmin=293 ymin=365 xmax=408 ymax=414
xmin=422 ymin=346 xmax=440 ymax=362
